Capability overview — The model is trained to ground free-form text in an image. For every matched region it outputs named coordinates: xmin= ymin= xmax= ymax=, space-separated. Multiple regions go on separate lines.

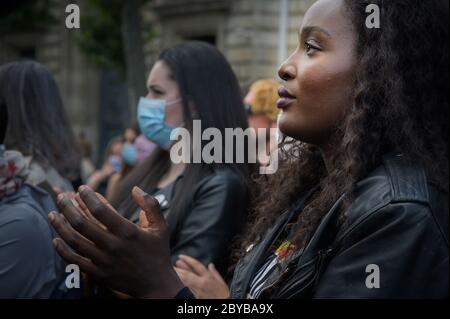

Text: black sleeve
xmin=174 ymin=287 xmax=196 ymax=299
xmin=313 ymin=202 xmax=449 ymax=298
xmin=170 ymin=171 xmax=248 ymax=274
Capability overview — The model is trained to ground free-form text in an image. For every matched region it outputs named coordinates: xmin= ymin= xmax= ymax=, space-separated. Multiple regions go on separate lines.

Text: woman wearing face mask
xmin=106 ymin=126 xmax=139 ymax=199
xmin=49 ymin=0 xmax=448 ymax=299
xmin=107 ymin=41 xmax=253 ymax=275
xmin=106 ymin=126 xmax=153 ymax=200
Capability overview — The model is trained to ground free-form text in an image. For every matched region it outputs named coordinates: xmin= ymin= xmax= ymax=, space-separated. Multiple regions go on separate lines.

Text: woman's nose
xmin=278 ymin=61 xmax=296 ymax=82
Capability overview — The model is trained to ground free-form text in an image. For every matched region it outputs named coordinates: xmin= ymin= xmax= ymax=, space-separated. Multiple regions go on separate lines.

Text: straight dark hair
xmin=110 ymin=42 xmax=253 ymax=225
xmin=0 ymin=61 xmax=80 ymax=180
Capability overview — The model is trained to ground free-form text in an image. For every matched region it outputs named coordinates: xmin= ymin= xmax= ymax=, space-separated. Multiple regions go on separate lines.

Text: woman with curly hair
xmin=49 ymin=0 xmax=448 ymax=298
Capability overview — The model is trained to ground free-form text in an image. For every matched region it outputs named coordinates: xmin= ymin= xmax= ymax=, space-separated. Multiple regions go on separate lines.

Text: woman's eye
xmin=304 ymin=41 xmax=319 ymax=54
xmin=150 ymin=88 xmax=164 ymax=96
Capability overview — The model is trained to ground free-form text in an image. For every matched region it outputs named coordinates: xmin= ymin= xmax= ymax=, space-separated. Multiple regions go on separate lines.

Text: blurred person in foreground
xmin=0 ymin=102 xmax=77 ymax=298
xmin=0 ymin=61 xmax=81 ymax=194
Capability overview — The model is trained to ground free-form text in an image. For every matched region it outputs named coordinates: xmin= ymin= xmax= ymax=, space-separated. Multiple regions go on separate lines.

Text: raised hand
xmin=48 ymin=185 xmax=184 ymax=298
xmin=175 ymin=254 xmax=230 ymax=299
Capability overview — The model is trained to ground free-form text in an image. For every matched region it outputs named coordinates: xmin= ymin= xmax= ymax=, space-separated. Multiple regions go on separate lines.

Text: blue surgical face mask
xmin=137 ymin=97 xmax=180 ymax=150
xmin=122 ymin=143 xmax=137 ymax=166
xmin=108 ymin=155 xmax=122 ymax=173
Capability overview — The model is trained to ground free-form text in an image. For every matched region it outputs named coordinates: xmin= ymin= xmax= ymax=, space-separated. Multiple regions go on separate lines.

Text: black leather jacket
xmin=230 ymin=155 xmax=449 ymax=298
xmin=150 ymin=168 xmax=248 ymax=275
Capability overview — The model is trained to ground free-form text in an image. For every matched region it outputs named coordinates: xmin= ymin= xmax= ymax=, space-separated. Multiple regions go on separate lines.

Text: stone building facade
xmin=145 ymin=0 xmax=315 ymax=88
xmin=0 ymin=0 xmax=314 ymax=161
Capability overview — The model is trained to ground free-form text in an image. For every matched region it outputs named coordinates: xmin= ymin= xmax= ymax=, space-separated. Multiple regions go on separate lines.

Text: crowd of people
xmin=0 ymin=0 xmax=448 ymax=299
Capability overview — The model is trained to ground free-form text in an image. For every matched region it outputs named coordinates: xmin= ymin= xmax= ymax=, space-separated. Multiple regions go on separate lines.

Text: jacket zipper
xmin=274 ymin=248 xmax=334 ymax=298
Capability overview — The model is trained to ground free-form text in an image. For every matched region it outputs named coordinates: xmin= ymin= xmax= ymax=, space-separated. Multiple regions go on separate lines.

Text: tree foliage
xmin=76 ymin=0 xmax=153 ymax=81
xmin=0 ymin=0 xmax=57 ymax=35
xmin=76 ymin=0 xmax=126 ymax=78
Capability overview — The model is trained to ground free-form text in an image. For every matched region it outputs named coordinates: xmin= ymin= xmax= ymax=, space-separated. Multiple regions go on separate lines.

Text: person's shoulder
xmin=0 ymin=186 xmax=62 ymax=298
xmin=0 ymin=194 xmax=53 ymax=259
xmin=343 ymin=154 xmax=448 ymax=240
xmin=352 ymin=154 xmax=435 ymax=209
xmin=0 ymin=185 xmax=54 ymax=238
xmin=196 ymin=166 xmax=247 ymax=193
xmin=0 ymin=205 xmax=44 ymax=238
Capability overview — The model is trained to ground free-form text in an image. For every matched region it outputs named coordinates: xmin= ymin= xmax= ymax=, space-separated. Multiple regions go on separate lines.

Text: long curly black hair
xmin=235 ymin=0 xmax=449 ymax=259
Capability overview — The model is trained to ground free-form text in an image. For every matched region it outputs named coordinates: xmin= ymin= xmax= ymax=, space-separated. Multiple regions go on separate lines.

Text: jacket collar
xmin=230 ymin=185 xmax=319 ymax=298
